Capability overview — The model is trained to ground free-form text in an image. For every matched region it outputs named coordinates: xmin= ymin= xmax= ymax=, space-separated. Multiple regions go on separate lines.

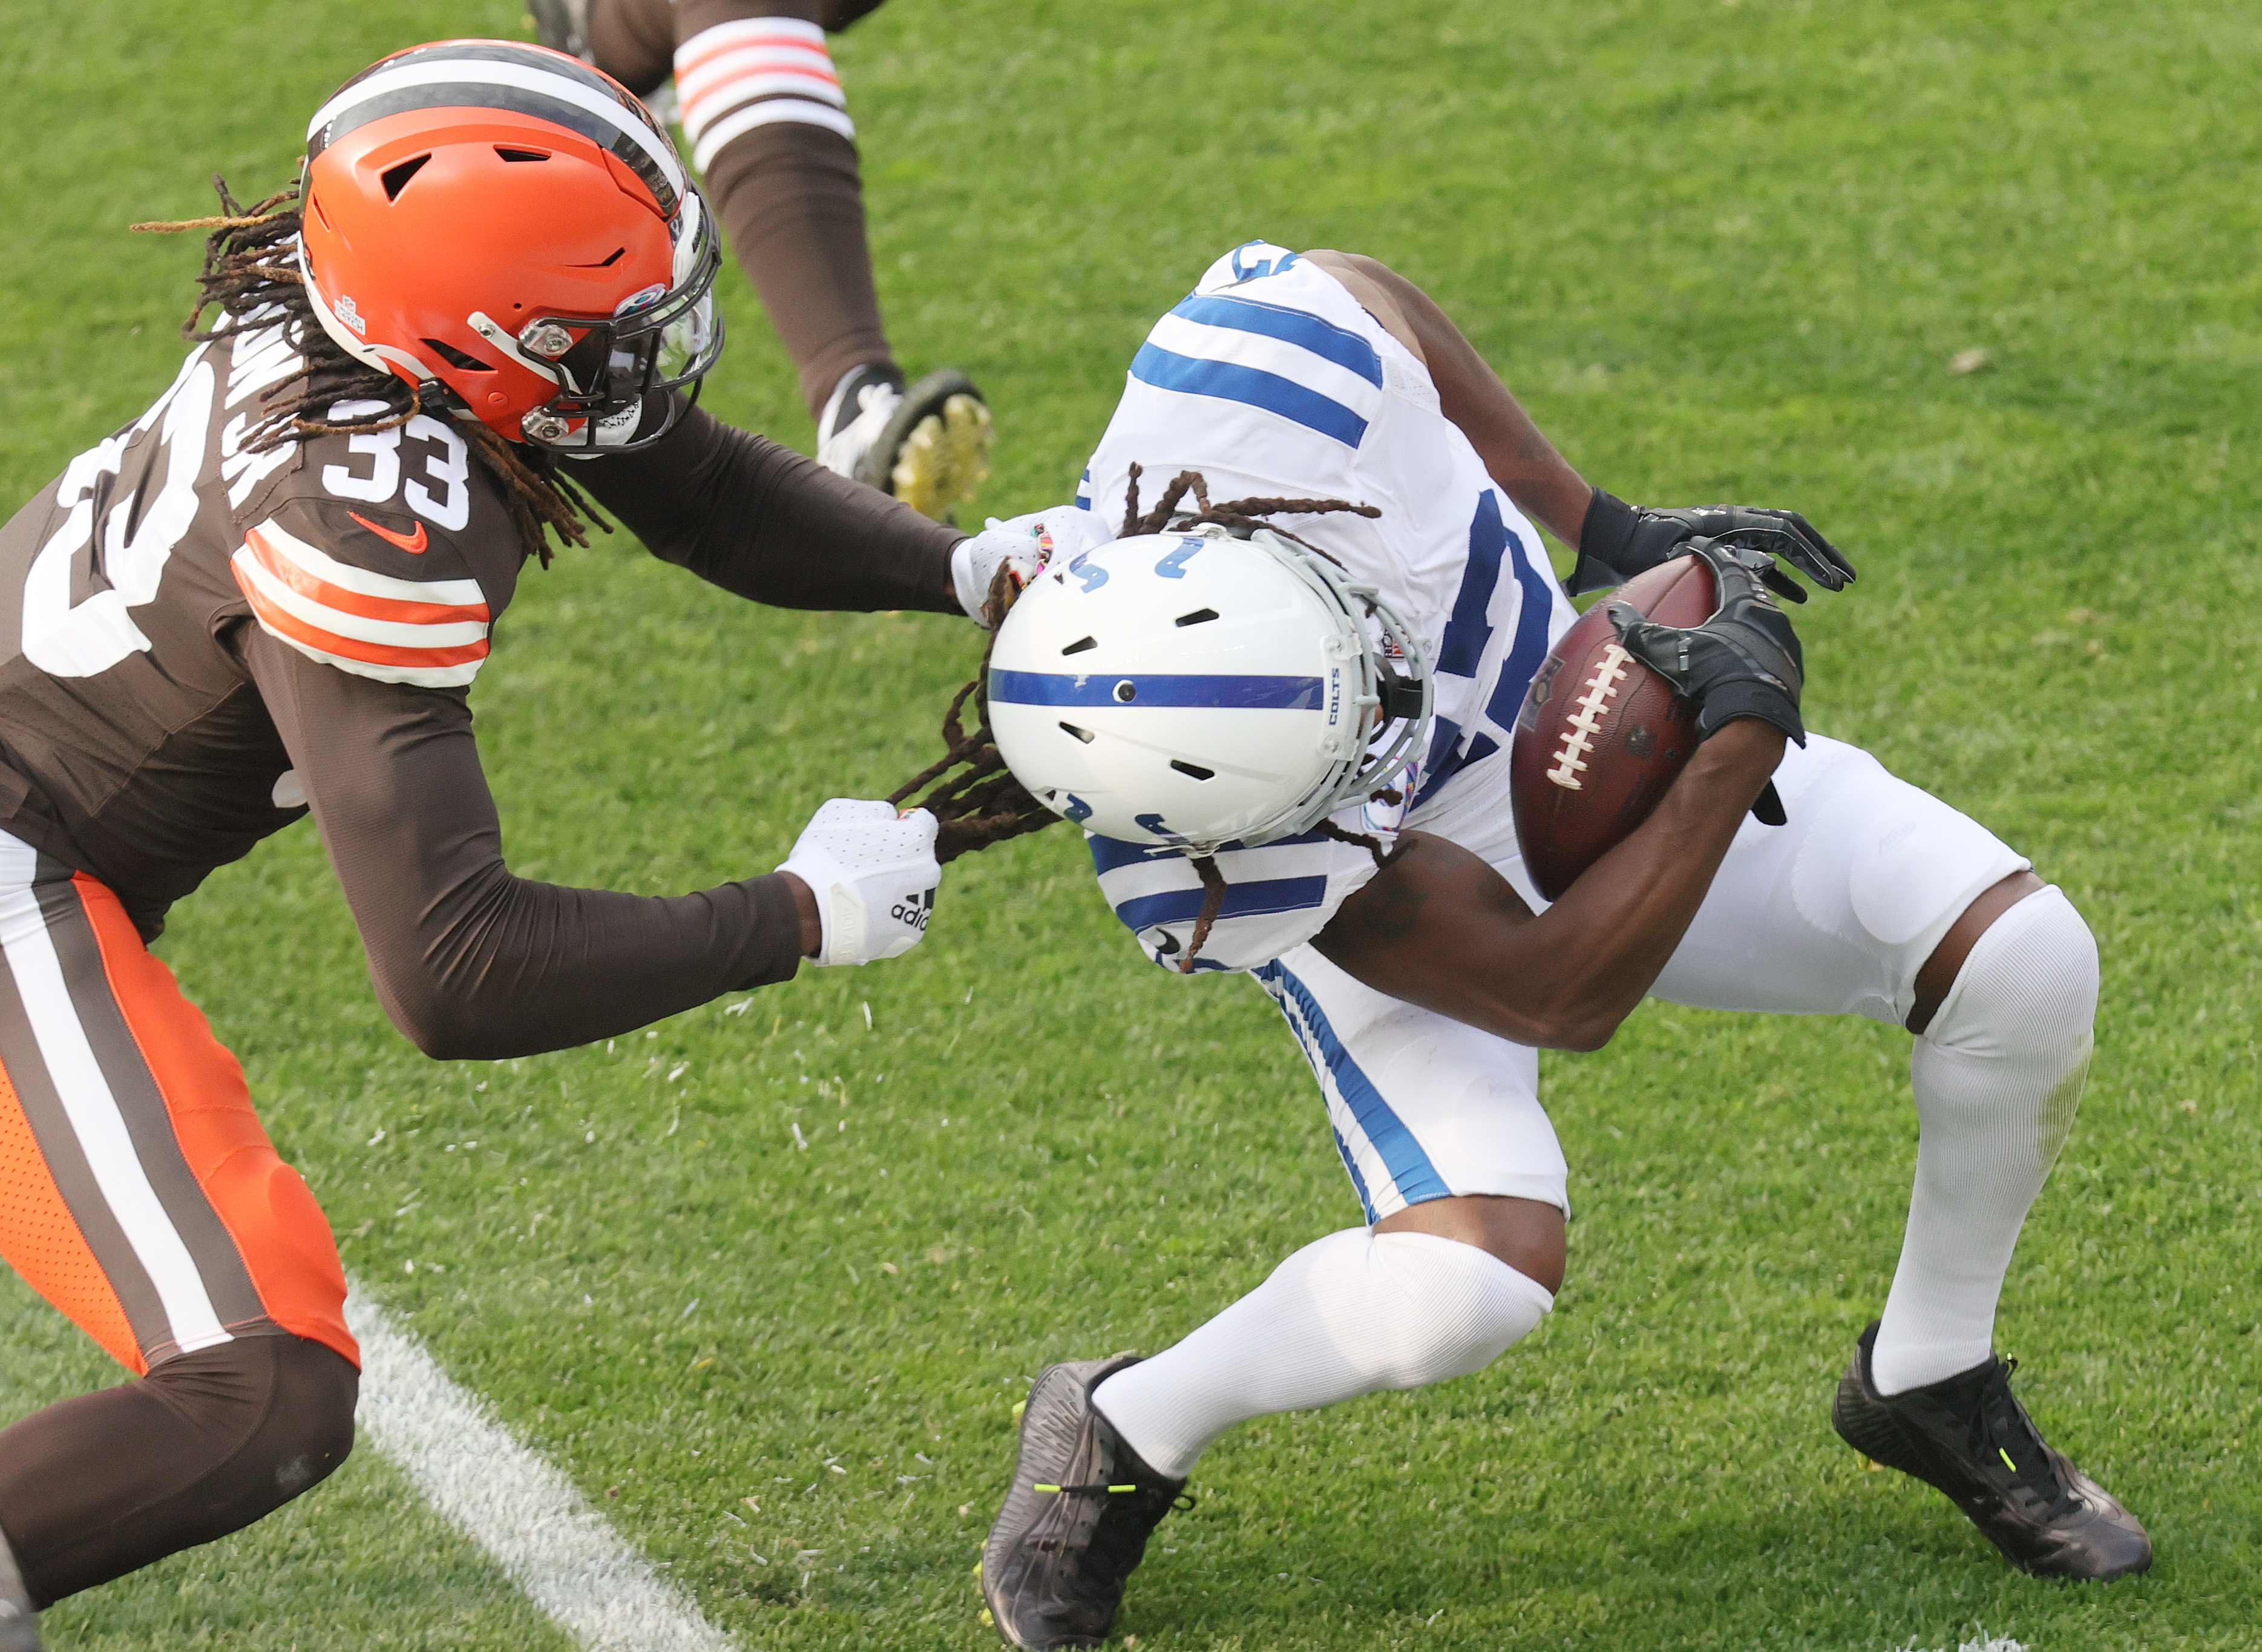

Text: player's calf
xmin=1847 ymin=883 xmax=2145 ymax=1577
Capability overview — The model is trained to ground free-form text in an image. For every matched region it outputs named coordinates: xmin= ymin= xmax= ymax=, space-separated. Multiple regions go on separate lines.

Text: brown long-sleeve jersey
xmin=0 ymin=326 xmax=964 ymax=1057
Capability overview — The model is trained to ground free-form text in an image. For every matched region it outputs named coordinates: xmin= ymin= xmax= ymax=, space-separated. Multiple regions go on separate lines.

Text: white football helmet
xmin=988 ymin=526 xmax=1432 ymax=853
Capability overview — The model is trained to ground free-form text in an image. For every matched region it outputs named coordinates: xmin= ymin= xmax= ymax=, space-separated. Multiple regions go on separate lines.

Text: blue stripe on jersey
xmin=1129 ymin=343 xmax=1369 ymax=448
xmin=1112 ymin=876 xmax=1329 ymax=934
xmin=1434 ymin=490 xmax=1509 ymax=678
xmin=1331 ymin=1124 xmax=1381 ymax=1225
xmin=1074 ymin=467 xmax=1091 ymax=510
xmin=1088 ymin=833 xmax=1162 ymax=876
xmin=991 ymin=669 xmax=1324 ymax=710
xmin=1262 ymin=962 xmax=1450 ymax=1210
xmin=1415 ymin=496 xmax=1559 ymax=808
xmin=1088 ymin=827 xmax=1331 ymax=877
xmin=1169 ymin=292 xmax=1385 ymax=388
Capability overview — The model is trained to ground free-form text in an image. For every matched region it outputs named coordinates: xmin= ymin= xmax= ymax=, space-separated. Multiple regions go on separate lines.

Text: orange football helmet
xmin=297 ymin=39 xmax=723 ymax=451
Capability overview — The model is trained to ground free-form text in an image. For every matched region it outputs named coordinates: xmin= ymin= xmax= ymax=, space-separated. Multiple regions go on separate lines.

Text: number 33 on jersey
xmin=3 ymin=324 xmax=525 ymax=695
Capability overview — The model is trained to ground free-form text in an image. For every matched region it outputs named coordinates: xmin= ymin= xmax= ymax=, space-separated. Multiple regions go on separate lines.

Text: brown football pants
xmin=0 ymin=831 xmax=356 ymax=1607
xmin=592 ymin=0 xmax=899 ymax=418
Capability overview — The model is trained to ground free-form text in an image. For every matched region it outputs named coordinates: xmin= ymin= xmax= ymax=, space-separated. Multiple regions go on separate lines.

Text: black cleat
xmin=981 ymin=1354 xmax=1189 ymax=1650
xmin=1832 ymin=1320 xmax=2152 ymax=1581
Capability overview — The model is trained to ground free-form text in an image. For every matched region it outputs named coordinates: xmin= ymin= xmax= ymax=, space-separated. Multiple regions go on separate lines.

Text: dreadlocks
xmin=886 ymin=564 xmax=1059 ymax=864
xmin=1119 ymin=461 xmax=1380 ymax=559
xmin=133 ymin=175 xmax=603 ymax=566
xmin=891 ymin=468 xmax=1401 ymax=972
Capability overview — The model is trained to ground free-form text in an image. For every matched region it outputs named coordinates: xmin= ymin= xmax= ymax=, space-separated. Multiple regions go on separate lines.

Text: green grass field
xmin=4 ymin=0 xmax=2260 ymax=1647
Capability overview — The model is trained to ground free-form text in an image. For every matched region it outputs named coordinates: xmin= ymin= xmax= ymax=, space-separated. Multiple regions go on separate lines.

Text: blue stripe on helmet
xmin=1129 ymin=343 xmax=1369 ymax=447
xmin=1169 ymin=292 xmax=1385 ymax=388
xmin=991 ymin=670 xmax=1325 ymax=710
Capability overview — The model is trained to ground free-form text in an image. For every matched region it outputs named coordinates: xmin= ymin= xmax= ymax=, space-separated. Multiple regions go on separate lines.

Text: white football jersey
xmin=1054 ymin=241 xmax=1576 ymax=972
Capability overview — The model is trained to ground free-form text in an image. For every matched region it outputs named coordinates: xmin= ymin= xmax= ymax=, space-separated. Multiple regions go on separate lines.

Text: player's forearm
xmin=576 ymin=402 xmax=963 ymax=614
xmin=370 ymin=864 xmax=807 ymax=1058
xmin=1315 ymin=724 xmax=1782 ymax=1049
xmin=243 ymin=629 xmax=808 ymax=1057
xmin=1502 ymin=726 xmax=1782 ymax=1046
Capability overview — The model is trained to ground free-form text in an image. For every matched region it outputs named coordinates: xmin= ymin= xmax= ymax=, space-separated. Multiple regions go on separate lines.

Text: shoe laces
xmin=1970 ymin=1359 xmax=2077 ymax=1515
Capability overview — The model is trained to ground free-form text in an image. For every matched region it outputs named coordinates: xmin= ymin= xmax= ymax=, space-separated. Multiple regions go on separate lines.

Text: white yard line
xmin=346 ymin=1286 xmax=735 ymax=1652
xmin=1890 ymin=1636 xmax=2027 ymax=1652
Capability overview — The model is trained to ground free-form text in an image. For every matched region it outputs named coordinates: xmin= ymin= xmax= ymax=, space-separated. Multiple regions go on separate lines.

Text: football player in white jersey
xmin=956 ymin=242 xmax=2148 ymax=1649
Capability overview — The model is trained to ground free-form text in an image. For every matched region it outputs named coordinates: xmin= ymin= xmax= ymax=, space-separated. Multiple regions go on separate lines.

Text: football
xmin=1510 ymin=554 xmax=1717 ymax=900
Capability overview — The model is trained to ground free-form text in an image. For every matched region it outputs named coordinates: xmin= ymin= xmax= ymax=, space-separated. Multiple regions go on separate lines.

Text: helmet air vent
xmin=1058 ymin=722 xmax=1095 ymax=744
xmin=1174 ymin=608 xmax=1219 ymax=628
xmin=1170 ymin=761 xmax=1216 ymax=781
xmin=494 ymin=146 xmax=552 ymax=163
xmin=1113 ymin=681 xmax=1137 ymax=703
xmin=379 ymin=154 xmax=431 ymax=200
xmin=1060 ymin=636 xmax=1097 ymax=656
xmin=422 ymin=338 xmax=496 ymax=373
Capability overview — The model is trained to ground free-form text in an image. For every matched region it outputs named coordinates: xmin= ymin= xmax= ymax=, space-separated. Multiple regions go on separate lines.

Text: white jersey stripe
xmin=254 ymin=633 xmax=485 ymax=690
xmin=681 ymin=71 xmax=848 ymax=140
xmin=0 ymin=842 xmax=230 ymax=1355
xmin=1145 ymin=310 xmax=1387 ymax=427
xmin=675 ymin=14 xmax=824 ymax=56
xmin=678 ymin=46 xmax=841 ymax=111
xmin=231 ymin=549 xmax=491 ymax=652
xmin=307 ymin=61 xmax=687 ymax=199
xmin=691 ymin=99 xmax=855 ymax=169
xmin=248 ymin=519 xmax=488 ymax=609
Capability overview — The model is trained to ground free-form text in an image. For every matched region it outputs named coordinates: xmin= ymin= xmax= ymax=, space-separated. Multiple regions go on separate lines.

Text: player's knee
xmin=261 ymin=1336 xmax=358 ymax=1504
xmin=1925 ymin=885 xmax=2098 ymax=1064
xmin=1360 ymin=1232 xmax=1554 ymax=1391
xmin=147 ymin=1334 xmax=358 ymax=1518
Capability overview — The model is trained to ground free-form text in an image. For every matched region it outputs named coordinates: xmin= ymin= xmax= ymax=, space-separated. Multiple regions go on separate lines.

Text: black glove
xmin=1571 ymin=488 xmax=1855 ymax=604
xmin=1605 ymin=537 xmax=1806 ymax=747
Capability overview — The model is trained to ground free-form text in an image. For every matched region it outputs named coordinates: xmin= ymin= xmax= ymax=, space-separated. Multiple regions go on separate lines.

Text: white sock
xmin=1871 ymin=886 xmax=2097 ymax=1394
xmin=1090 ymin=1227 xmax=1553 ymax=1479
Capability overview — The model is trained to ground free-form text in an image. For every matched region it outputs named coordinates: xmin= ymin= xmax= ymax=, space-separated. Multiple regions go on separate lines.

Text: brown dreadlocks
xmin=133 ymin=176 xmax=603 ymax=566
xmin=889 ymin=467 xmax=1401 ymax=971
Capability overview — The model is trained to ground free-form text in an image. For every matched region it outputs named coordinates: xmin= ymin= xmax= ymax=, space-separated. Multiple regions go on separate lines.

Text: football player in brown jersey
xmin=0 ymin=40 xmax=1021 ymax=1646
xmin=531 ymin=0 xmax=995 ymax=520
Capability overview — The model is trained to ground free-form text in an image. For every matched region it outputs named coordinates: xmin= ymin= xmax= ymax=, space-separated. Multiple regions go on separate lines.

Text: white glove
xmin=776 ymin=800 xmax=940 ymax=966
xmin=949 ymin=506 xmax=1104 ymax=627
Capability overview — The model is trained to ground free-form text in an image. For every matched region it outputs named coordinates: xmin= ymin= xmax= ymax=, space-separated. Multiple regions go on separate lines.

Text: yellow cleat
xmin=868 ymin=370 xmax=994 ymax=523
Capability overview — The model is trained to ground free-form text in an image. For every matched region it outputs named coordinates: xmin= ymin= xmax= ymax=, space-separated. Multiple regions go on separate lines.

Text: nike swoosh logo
xmin=349 ymin=512 xmax=428 ymax=554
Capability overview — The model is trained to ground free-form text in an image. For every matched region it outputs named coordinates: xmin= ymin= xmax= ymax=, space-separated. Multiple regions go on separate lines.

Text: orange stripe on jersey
xmin=231 ymin=559 xmax=492 ymax=672
xmin=70 ymin=874 xmax=356 ymax=1369
xmin=244 ymin=526 xmax=490 ymax=626
xmin=0 ymin=1058 xmax=145 ymax=1372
